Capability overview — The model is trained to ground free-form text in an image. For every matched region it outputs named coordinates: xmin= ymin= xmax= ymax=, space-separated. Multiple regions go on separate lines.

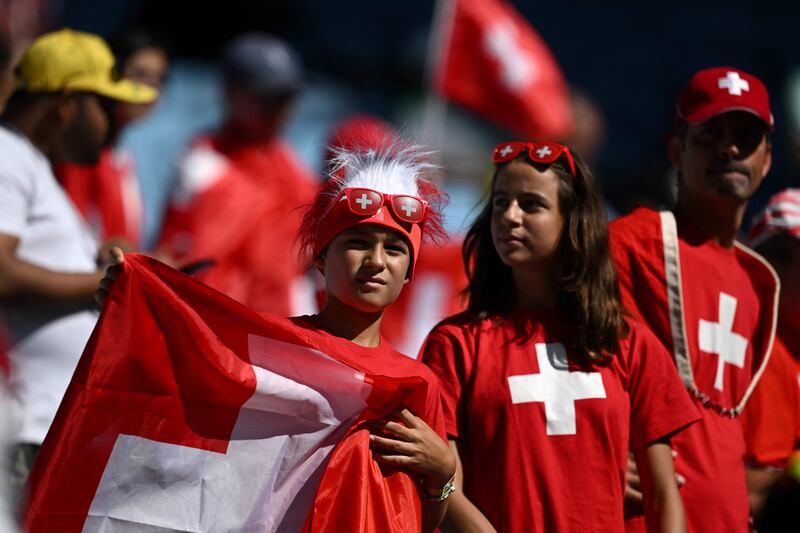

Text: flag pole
xmin=421 ymin=0 xmax=456 ymax=155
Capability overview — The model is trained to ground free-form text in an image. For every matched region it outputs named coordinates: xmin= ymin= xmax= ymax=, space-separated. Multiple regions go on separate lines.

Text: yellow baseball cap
xmin=16 ymin=28 xmax=157 ymax=104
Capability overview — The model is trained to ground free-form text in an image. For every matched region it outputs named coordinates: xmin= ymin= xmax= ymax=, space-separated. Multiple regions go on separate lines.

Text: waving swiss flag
xmin=434 ymin=0 xmax=573 ymax=139
xmin=24 ymin=255 xmax=432 ymax=532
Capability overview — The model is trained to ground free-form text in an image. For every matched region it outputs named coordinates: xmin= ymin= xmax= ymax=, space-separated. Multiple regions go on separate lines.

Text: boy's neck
xmin=316 ymin=297 xmax=384 ymax=348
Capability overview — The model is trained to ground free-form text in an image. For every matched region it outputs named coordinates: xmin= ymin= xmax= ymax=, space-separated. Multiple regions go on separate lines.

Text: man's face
xmin=670 ymin=111 xmax=772 ymax=205
xmin=61 ymin=93 xmax=110 ymax=164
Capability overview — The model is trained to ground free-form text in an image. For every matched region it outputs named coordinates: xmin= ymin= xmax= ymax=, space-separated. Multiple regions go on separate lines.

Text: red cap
xmin=676 ymin=67 xmax=773 ymax=129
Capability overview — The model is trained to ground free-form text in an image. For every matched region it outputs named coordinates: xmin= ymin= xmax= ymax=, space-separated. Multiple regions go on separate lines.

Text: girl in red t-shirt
xmin=96 ymin=142 xmax=457 ymax=532
xmin=420 ymin=141 xmax=699 ymax=532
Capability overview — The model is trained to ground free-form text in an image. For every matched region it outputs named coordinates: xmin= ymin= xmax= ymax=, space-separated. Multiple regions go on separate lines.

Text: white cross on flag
xmin=433 ymin=0 xmax=573 ymax=139
xmin=24 ymin=255 xmax=431 ymax=533
xmin=507 ymin=343 xmax=606 ymax=435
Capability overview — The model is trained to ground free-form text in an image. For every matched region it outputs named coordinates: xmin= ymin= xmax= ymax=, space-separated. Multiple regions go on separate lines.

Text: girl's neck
xmin=315 ymin=296 xmax=384 ymax=347
xmin=512 ymin=263 xmax=559 ymax=311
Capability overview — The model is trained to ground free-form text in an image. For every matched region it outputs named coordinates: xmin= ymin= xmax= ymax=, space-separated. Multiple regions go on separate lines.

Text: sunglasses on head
xmin=334 ymin=187 xmax=428 ymax=224
xmin=492 ymin=141 xmax=576 ymax=177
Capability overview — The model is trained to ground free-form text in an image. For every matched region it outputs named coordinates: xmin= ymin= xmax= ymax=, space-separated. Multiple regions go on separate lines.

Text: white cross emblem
xmin=718 ymin=72 xmax=750 ymax=96
xmin=507 ymin=343 xmax=606 ymax=436
xmin=536 ymin=146 xmax=552 ymax=159
xmin=355 ymin=193 xmax=373 ymax=210
xmin=84 ymin=335 xmax=372 ymax=532
xmin=698 ymin=292 xmax=748 ymax=391
xmin=484 ymin=20 xmax=540 ymax=92
xmin=499 ymin=145 xmax=514 ymax=157
xmin=399 ymin=200 xmax=417 ymax=218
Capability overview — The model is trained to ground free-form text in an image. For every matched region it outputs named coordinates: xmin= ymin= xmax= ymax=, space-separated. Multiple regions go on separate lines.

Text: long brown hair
xmin=463 ymin=149 xmax=629 ymax=365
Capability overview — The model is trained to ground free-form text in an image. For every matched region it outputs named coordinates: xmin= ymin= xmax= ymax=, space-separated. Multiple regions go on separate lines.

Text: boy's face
xmin=315 ymin=225 xmax=411 ymax=314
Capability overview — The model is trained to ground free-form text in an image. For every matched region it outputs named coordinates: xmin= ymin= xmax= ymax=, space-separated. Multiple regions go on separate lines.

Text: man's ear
xmin=667 ymin=136 xmax=683 ymax=171
xmin=54 ymin=91 xmax=78 ymax=124
xmin=760 ymin=138 xmax=772 ymax=179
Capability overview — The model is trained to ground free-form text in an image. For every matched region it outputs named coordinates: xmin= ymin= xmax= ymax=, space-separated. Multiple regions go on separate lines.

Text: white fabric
xmin=84 ymin=334 xmax=371 ymax=533
xmin=507 ymin=342 xmax=606 ymax=436
xmin=0 ymin=125 xmax=99 ymax=444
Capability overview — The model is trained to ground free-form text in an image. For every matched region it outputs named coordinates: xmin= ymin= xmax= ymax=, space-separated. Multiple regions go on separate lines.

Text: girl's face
xmin=490 ymin=159 xmax=565 ymax=270
xmin=315 ymin=224 xmax=411 ymax=313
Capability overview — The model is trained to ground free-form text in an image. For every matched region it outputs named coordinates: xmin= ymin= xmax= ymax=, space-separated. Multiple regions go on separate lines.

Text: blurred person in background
xmin=609 ymin=67 xmax=779 ymax=533
xmin=0 ymin=28 xmax=156 ymax=499
xmin=156 ymin=32 xmax=318 ymax=316
xmin=56 ymin=28 xmax=170 ymax=249
xmin=740 ymin=189 xmax=800 ymax=527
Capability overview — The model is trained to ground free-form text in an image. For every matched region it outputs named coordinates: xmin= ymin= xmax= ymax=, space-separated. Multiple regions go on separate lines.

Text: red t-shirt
xmin=158 ymin=135 xmax=318 ymax=316
xmin=609 ymin=207 xmax=779 ymax=533
xmin=421 ymin=310 xmax=697 ymax=533
xmin=741 ymin=334 xmax=800 ymax=469
xmin=276 ymin=315 xmax=448 ymax=533
xmin=56 ymin=147 xmax=143 ymax=247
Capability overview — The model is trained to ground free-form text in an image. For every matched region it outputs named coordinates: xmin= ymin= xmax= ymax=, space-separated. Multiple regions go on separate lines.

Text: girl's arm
xmin=440 ymin=440 xmax=497 ymax=533
xmin=635 ymin=440 xmax=686 ymax=533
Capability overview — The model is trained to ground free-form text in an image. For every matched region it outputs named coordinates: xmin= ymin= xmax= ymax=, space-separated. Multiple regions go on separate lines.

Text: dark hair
xmin=463 ymin=149 xmax=629 ymax=365
xmin=107 ymin=28 xmax=171 ymax=72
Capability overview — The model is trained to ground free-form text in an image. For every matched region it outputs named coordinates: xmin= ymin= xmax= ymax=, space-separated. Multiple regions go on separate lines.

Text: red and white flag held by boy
xmin=433 ymin=0 xmax=573 ymax=139
xmin=24 ymin=255 xmax=438 ymax=532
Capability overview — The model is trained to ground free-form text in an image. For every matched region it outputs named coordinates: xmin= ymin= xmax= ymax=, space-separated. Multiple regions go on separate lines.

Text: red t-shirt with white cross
xmin=609 ymin=207 xmax=779 ymax=533
xmin=420 ymin=310 xmax=698 ymax=533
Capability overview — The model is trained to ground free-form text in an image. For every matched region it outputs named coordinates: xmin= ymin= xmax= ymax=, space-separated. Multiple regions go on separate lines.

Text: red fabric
xmin=157 ymin=135 xmax=318 ymax=316
xmin=24 ymin=254 xmax=445 ymax=532
xmin=421 ymin=311 xmax=698 ymax=533
xmin=608 ymin=206 xmax=780 ymax=533
xmin=742 ymin=335 xmax=800 ymax=469
xmin=380 ymin=240 xmax=468 ymax=356
xmin=434 ymin=0 xmax=573 ymax=139
xmin=291 ymin=318 xmax=447 ymax=533
xmin=56 ymin=148 xmax=143 ymax=246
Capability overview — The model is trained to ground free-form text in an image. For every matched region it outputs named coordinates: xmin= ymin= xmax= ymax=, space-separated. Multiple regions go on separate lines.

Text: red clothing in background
xmin=56 ymin=147 xmax=143 ymax=247
xmin=380 ymin=240 xmax=467 ymax=357
xmin=742 ymin=335 xmax=800 ymax=469
xmin=421 ymin=310 xmax=698 ymax=533
xmin=158 ymin=135 xmax=318 ymax=316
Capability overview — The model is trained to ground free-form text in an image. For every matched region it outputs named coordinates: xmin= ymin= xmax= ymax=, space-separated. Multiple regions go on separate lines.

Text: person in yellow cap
xmin=0 ymin=28 xmax=156 ymax=505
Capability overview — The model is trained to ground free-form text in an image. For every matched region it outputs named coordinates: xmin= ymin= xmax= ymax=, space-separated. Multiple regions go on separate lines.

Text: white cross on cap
xmin=718 ymin=71 xmax=750 ymax=96
xmin=536 ymin=146 xmax=552 ymax=159
xmin=355 ymin=193 xmax=373 ymax=210
xmin=507 ymin=342 xmax=606 ymax=435
xmin=499 ymin=145 xmax=514 ymax=157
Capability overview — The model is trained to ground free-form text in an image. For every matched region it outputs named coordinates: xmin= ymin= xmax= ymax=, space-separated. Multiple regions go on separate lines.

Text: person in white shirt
xmin=0 ymin=29 xmax=156 ymax=503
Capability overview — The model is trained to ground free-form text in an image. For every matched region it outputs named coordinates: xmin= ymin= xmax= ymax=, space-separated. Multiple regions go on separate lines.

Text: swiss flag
xmin=434 ymin=0 xmax=573 ymax=139
xmin=24 ymin=255 xmax=432 ymax=532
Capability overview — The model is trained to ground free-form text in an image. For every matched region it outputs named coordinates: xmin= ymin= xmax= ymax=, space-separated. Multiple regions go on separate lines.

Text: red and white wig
xmin=299 ymin=142 xmax=447 ymax=277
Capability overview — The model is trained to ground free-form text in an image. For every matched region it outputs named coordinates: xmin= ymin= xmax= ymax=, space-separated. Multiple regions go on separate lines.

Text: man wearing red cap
xmin=740 ymin=189 xmax=800 ymax=525
xmin=608 ymin=67 xmax=780 ymax=532
xmin=157 ymin=33 xmax=317 ymax=316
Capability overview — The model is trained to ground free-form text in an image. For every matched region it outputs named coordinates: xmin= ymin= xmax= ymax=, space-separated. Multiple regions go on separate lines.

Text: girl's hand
xmin=370 ymin=408 xmax=456 ymax=495
xmin=94 ymin=247 xmax=125 ymax=308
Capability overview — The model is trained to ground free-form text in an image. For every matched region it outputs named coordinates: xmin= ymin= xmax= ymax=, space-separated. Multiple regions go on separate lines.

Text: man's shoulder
xmin=609 ymin=206 xmax=662 ymax=239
